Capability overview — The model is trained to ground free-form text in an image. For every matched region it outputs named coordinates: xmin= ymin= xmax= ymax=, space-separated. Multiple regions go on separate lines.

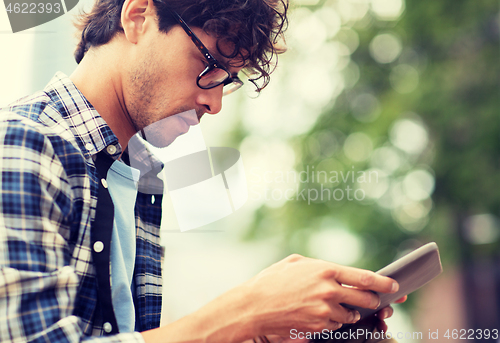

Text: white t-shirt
xmin=106 ymin=159 xmax=140 ymax=333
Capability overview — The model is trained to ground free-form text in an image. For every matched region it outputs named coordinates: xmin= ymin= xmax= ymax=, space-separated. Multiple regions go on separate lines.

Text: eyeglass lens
xmin=198 ymin=67 xmax=230 ymax=88
xmin=198 ymin=67 xmax=243 ymax=95
xmin=222 ymin=80 xmax=243 ymax=95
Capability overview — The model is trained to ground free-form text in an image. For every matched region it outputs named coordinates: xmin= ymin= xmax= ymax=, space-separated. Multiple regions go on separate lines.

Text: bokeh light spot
xmin=370 ymin=146 xmax=404 ymax=174
xmin=343 ymin=132 xmax=374 ymax=162
xmin=350 ymin=93 xmax=381 ymax=122
xmin=369 ymin=33 xmax=403 ymax=64
xmin=402 ymin=169 xmax=435 ymax=201
xmin=389 ymin=117 xmax=429 ymax=155
xmin=308 ymin=226 xmax=362 ymax=265
xmin=464 ymin=214 xmax=500 ymax=245
xmin=370 ymin=0 xmax=405 ymax=21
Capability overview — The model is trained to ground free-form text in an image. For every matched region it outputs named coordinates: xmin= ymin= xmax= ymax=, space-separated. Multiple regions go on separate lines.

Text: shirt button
xmin=101 ymin=178 xmax=108 ymax=189
xmin=106 ymin=145 xmax=117 ymax=155
xmin=103 ymin=322 xmax=113 ymax=333
xmin=93 ymin=241 xmax=104 ymax=253
xmin=85 ymin=143 xmax=93 ymax=151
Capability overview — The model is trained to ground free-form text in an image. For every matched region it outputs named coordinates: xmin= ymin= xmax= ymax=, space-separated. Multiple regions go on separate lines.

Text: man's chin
xmin=139 ymin=110 xmax=198 ymax=148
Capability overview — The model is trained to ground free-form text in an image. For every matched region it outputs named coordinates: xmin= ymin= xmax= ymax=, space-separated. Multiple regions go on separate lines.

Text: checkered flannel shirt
xmin=0 ymin=73 xmax=163 ymax=342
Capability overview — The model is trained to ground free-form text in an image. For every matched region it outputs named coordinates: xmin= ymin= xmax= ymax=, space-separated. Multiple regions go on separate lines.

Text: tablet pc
xmin=343 ymin=242 xmax=443 ymax=319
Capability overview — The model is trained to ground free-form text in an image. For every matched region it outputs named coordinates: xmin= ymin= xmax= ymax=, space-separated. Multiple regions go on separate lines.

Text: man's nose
xmin=196 ymin=85 xmax=223 ymax=115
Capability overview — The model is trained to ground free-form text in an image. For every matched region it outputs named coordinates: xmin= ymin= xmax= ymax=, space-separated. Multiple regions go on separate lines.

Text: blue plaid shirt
xmin=0 ymin=73 xmax=163 ymax=342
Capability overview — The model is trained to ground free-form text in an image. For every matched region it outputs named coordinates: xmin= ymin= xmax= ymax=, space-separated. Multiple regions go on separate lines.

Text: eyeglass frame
xmin=156 ymin=4 xmax=244 ymax=95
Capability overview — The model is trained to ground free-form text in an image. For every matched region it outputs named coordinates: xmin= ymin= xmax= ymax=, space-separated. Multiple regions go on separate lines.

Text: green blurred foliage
xmin=241 ymin=0 xmax=499 ymax=278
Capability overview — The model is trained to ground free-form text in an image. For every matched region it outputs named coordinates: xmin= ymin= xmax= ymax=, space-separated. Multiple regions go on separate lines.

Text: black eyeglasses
xmin=163 ymin=7 xmax=244 ymax=96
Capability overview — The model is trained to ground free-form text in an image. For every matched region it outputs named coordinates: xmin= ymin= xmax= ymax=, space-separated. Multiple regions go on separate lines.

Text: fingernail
xmin=330 ymin=320 xmax=343 ymax=330
xmin=391 ymin=282 xmax=399 ymax=293
xmin=353 ymin=311 xmax=361 ymax=323
xmin=372 ymin=296 xmax=381 ymax=309
xmin=379 ymin=309 xmax=387 ymax=320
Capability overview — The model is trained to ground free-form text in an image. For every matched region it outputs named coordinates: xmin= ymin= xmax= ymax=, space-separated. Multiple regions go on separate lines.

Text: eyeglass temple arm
xmin=157 ymin=5 xmax=217 ymax=65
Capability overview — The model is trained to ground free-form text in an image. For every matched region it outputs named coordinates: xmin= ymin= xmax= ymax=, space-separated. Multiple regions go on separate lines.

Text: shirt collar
xmin=43 ymin=72 xmax=164 ymax=186
xmin=43 ymin=72 xmax=122 ymax=160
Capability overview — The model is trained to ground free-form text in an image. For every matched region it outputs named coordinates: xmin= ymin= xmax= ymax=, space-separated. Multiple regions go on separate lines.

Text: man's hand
xmin=141 ymin=254 xmax=403 ymax=343
xmin=243 ymin=296 xmax=408 ymax=343
xmin=242 ymin=254 xmax=400 ymax=338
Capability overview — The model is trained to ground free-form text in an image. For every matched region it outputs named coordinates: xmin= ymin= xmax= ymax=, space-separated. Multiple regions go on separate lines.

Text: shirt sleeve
xmin=0 ymin=113 xmax=146 ymax=343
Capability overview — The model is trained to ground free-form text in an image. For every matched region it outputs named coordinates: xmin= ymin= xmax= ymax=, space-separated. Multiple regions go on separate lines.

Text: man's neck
xmin=70 ymin=44 xmax=136 ymax=150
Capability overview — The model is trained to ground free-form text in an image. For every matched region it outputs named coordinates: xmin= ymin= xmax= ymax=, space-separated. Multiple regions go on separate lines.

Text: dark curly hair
xmin=74 ymin=0 xmax=289 ymax=92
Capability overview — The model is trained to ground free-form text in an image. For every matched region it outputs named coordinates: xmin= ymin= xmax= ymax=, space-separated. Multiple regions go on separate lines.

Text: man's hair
xmin=74 ymin=0 xmax=289 ymax=92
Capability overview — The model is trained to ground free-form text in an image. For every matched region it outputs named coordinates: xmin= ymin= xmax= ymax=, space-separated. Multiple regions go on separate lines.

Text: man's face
xmin=122 ymin=24 xmax=243 ymax=138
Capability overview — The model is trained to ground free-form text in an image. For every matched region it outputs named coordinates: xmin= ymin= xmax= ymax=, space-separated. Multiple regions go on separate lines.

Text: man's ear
xmin=121 ymin=0 xmax=156 ymax=44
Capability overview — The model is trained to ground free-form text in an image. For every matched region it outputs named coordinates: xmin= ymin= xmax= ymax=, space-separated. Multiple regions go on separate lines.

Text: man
xmin=0 ymin=0 xmax=404 ymax=342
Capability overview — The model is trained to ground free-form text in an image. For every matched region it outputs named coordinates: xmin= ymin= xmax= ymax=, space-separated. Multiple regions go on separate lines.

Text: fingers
xmin=373 ymin=296 xmax=406 ymax=323
xmin=328 ymin=303 xmax=361 ymax=324
xmin=373 ymin=306 xmax=394 ymax=333
xmin=375 ymin=306 xmax=394 ymax=320
xmin=251 ymin=256 xmax=403 ymax=338
xmin=327 ymin=264 xmax=399 ymax=294
xmin=326 ymin=319 xmax=344 ymax=331
xmin=394 ymin=295 xmax=407 ymax=303
xmin=376 ymin=317 xmax=389 ymax=333
xmin=334 ymin=287 xmax=406 ymax=313
xmin=337 ymin=286 xmax=381 ymax=310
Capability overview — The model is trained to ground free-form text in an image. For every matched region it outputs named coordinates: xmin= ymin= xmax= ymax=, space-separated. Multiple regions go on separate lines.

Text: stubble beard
xmin=127 ymin=63 xmax=160 ymax=133
xmin=126 ymin=62 xmax=197 ymax=134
